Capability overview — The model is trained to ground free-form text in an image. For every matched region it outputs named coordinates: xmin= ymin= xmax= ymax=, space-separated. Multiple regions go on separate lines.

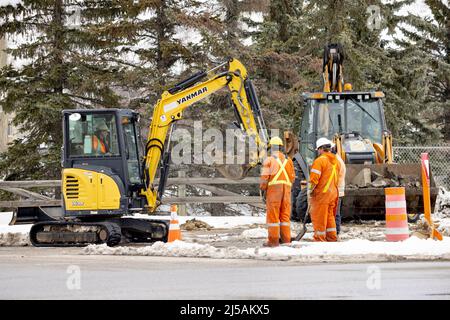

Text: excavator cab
xmin=61 ymin=109 xmax=147 ymax=215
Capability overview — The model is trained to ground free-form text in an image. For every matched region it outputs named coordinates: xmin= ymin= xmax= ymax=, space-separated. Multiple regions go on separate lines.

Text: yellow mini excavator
xmin=288 ymin=43 xmax=438 ymax=222
xmin=11 ymin=58 xmax=268 ymax=246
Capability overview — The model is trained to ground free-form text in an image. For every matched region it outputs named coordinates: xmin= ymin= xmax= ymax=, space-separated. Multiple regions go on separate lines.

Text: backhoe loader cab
xmin=299 ymin=91 xmax=386 ymax=166
xmin=288 ymin=43 xmax=438 ymax=222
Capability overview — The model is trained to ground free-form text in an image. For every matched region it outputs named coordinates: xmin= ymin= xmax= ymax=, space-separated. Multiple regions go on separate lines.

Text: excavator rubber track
xmin=12 ymin=206 xmax=170 ymax=247
xmin=29 ymin=220 xmax=122 ymax=247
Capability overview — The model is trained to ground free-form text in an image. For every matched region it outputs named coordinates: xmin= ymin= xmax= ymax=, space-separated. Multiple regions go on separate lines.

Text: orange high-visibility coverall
xmin=260 ymin=151 xmax=295 ymax=246
xmin=309 ymin=152 xmax=341 ymax=242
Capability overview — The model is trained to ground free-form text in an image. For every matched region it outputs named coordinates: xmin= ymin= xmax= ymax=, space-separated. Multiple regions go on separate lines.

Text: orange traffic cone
xmin=167 ymin=204 xmax=182 ymax=242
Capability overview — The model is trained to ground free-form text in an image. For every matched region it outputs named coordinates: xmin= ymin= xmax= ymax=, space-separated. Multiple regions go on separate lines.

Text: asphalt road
xmin=0 ymin=247 xmax=449 ymax=299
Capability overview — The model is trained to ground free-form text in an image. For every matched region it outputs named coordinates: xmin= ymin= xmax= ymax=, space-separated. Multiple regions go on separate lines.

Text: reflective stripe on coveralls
xmin=322 ymin=164 xmax=337 ymax=193
xmin=309 ymin=153 xmax=339 ymax=242
xmin=268 ymin=158 xmax=292 ymax=187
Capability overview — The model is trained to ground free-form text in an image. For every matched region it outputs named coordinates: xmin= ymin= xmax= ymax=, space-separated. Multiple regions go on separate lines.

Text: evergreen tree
xmin=116 ymin=0 xmax=208 ymax=108
xmin=250 ymin=0 xmax=311 ymax=132
xmin=0 ymin=0 xmax=124 ymax=179
xmin=396 ymin=0 xmax=449 ymax=142
xmin=253 ymin=0 xmax=436 ymax=143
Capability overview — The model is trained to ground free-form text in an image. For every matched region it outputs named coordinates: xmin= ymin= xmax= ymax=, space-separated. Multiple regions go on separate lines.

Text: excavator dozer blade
xmin=342 ymin=163 xmax=438 ymax=218
xmin=9 ymin=206 xmax=64 ymax=225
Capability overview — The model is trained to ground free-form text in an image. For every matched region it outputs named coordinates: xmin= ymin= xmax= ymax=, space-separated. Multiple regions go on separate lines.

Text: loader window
xmin=299 ymin=102 xmax=316 ymax=165
xmin=346 ymin=99 xmax=382 ymax=144
xmin=316 ymin=101 xmax=344 ymax=140
xmin=68 ymin=113 xmax=120 ymax=157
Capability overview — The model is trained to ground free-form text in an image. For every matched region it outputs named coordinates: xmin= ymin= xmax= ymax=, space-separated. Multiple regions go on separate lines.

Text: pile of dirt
xmin=347 ymin=168 xmax=421 ymax=189
xmin=181 ymin=219 xmax=213 ymax=231
xmin=410 ymin=218 xmax=432 ymax=239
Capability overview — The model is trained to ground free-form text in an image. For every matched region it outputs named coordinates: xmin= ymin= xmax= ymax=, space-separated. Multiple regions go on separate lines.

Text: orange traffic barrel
xmin=384 ymin=187 xmax=409 ymax=241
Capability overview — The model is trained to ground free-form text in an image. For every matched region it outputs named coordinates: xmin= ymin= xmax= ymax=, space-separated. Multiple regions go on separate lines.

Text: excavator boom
xmin=142 ymin=58 xmax=268 ymax=211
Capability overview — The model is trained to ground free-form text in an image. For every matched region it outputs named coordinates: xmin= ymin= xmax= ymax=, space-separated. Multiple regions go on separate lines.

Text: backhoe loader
xmin=288 ymin=44 xmax=438 ymax=222
xmin=10 ymin=58 xmax=268 ymax=246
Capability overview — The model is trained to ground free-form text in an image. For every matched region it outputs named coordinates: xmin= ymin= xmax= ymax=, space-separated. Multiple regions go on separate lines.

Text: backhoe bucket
xmin=342 ymin=163 xmax=438 ymax=218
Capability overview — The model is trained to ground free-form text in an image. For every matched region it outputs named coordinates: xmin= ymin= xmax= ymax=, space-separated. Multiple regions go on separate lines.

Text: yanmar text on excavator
xmin=10 ymin=58 xmax=268 ymax=247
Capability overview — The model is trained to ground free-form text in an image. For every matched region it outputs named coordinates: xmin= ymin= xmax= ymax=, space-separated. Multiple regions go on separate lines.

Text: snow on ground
xmin=0 ymin=212 xmax=31 ymax=246
xmin=241 ymin=227 xmax=266 ymax=239
xmin=2 ymin=188 xmax=450 ymax=258
xmin=84 ymin=236 xmax=450 ymax=262
xmin=436 ymin=188 xmax=450 ymax=216
xmin=132 ymin=213 xmax=266 ymax=229
xmin=433 ymin=188 xmax=450 ymax=236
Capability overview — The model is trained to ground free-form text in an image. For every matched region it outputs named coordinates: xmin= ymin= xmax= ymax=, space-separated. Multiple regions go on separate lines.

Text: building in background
xmin=0 ymin=37 xmax=21 ymax=153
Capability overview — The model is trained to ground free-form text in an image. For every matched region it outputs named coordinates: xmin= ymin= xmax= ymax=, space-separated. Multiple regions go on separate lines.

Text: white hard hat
xmin=316 ymin=137 xmax=335 ymax=150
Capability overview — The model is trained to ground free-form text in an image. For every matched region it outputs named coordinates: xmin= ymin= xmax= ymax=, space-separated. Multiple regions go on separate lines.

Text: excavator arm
xmin=141 ymin=58 xmax=268 ymax=211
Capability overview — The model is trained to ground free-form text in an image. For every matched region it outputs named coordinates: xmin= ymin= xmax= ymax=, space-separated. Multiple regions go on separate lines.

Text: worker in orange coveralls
xmin=308 ymin=137 xmax=341 ymax=242
xmin=260 ymin=136 xmax=295 ymax=247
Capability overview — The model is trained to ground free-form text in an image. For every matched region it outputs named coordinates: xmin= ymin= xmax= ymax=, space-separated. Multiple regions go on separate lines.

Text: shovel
xmin=293 ymin=203 xmax=310 ymax=241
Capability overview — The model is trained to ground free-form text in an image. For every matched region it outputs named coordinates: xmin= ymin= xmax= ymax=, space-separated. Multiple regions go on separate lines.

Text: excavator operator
xmin=260 ymin=136 xmax=295 ymax=247
xmin=92 ymin=123 xmax=110 ymax=154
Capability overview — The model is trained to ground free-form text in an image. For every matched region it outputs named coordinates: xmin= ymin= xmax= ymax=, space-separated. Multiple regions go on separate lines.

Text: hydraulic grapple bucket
xmin=341 ymin=163 xmax=438 ymax=218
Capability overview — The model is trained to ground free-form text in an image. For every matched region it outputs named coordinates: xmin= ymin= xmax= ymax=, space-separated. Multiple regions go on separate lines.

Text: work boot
xmin=263 ymin=241 xmax=279 ymax=248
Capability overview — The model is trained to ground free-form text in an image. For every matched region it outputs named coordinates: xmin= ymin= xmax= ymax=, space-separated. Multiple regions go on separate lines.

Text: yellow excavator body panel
xmin=63 ymin=168 xmax=121 ymax=211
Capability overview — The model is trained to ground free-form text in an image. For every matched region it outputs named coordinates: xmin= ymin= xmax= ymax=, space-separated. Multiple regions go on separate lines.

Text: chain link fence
xmin=394 ymin=145 xmax=450 ymax=190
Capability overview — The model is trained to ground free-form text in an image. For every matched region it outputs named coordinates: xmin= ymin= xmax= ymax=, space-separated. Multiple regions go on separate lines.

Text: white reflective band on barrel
xmin=267 ymin=223 xmax=280 ymax=227
xmin=315 ymin=230 xmax=326 ymax=235
xmin=170 ymin=224 xmax=180 ymax=230
xmin=385 ymin=200 xmax=407 ymax=209
xmin=326 ymin=228 xmax=337 ymax=232
xmin=280 ymin=222 xmax=290 ymax=226
xmin=311 ymin=168 xmax=321 ymax=175
xmin=385 ymin=228 xmax=410 ymax=235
